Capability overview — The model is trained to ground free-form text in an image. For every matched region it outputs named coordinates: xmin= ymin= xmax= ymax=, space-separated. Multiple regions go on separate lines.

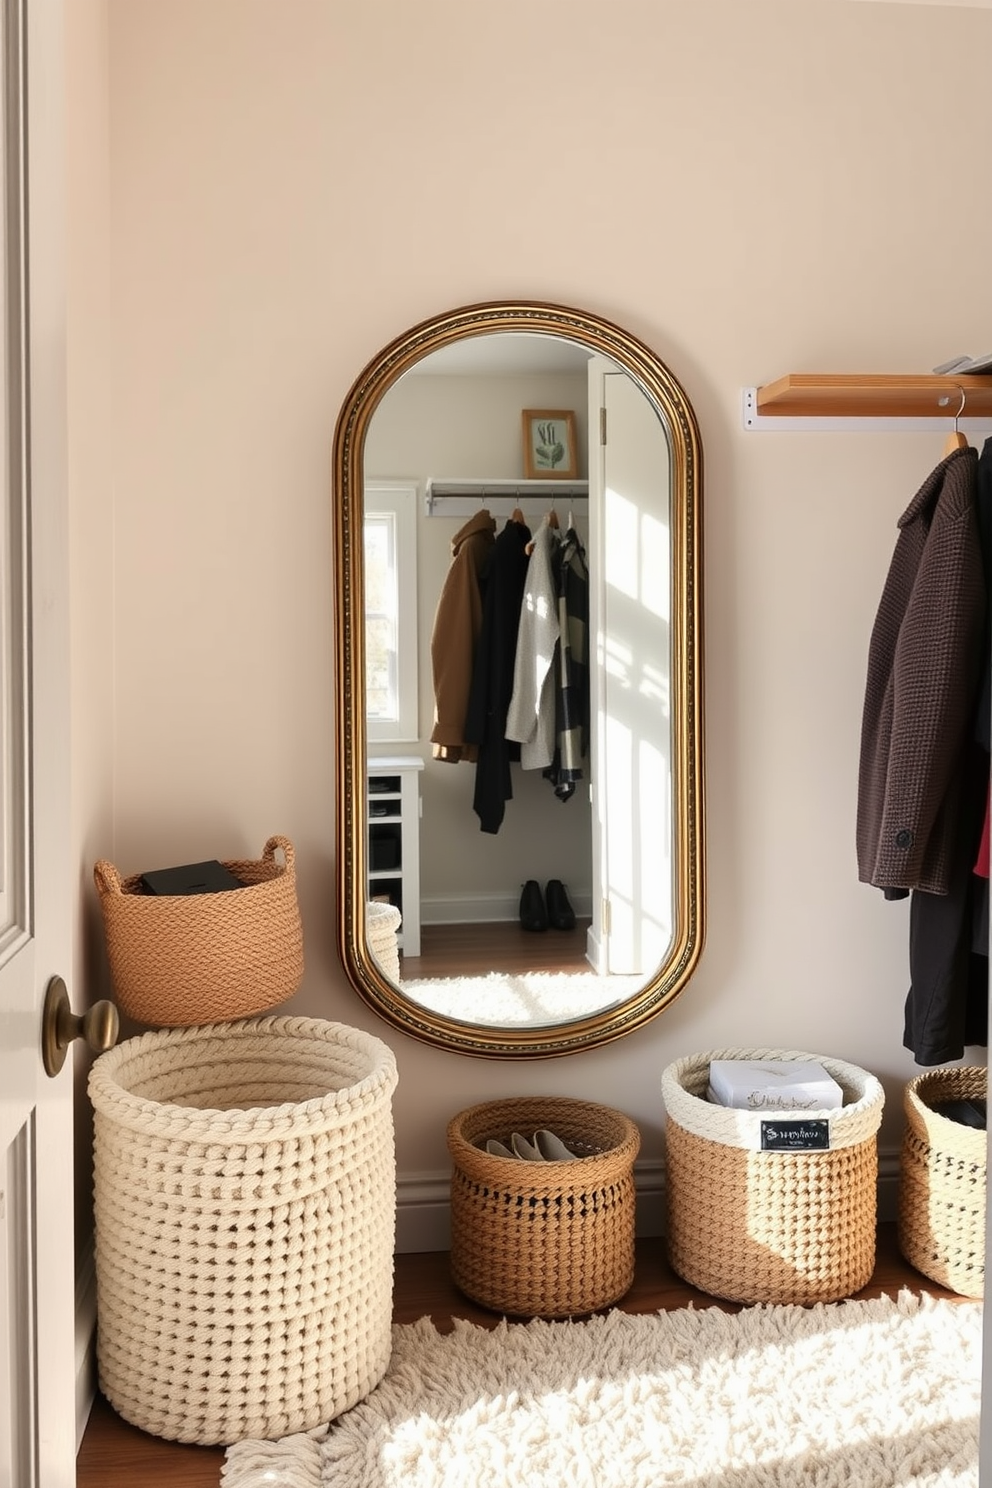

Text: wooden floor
xmin=401 ymin=916 xmax=594 ymax=978
xmin=77 ymin=1223 xmax=967 ymax=1487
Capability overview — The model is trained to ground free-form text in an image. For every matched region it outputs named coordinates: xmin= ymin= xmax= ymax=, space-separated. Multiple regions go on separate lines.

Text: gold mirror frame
xmin=332 ymin=300 xmax=705 ymax=1058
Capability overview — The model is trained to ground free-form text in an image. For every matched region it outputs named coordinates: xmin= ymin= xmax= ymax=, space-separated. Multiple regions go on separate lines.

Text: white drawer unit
xmin=366 ymin=754 xmax=424 ymax=958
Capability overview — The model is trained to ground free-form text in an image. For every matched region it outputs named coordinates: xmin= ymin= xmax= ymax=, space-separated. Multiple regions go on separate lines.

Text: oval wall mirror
xmin=333 ymin=301 xmax=704 ymax=1057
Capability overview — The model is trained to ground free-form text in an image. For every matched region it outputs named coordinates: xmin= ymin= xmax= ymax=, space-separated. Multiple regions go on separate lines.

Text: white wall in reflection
xmin=595 ymin=371 xmax=674 ymax=976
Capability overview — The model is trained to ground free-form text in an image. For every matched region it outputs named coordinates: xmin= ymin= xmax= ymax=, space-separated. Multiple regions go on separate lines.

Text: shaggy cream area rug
xmin=221 ymin=1291 xmax=981 ymax=1487
xmin=400 ymin=969 xmax=643 ymax=1025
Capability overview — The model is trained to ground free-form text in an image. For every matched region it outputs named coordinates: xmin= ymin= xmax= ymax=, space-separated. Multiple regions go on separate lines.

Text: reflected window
xmin=364 ymin=481 xmax=418 ymax=743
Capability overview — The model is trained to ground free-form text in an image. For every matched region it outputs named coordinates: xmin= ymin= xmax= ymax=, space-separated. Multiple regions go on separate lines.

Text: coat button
xmin=894 ymin=828 xmax=914 ymax=849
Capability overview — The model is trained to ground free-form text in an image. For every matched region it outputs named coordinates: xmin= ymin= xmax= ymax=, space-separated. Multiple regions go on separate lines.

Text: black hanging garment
xmin=904 ymin=437 xmax=992 ymax=1063
xmin=543 ymin=525 xmax=590 ymax=802
xmin=464 ymin=517 xmax=532 ymax=834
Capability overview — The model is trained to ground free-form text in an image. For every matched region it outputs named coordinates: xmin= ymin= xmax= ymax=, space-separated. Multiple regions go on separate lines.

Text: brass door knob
xmin=42 ymin=975 xmax=119 ymax=1077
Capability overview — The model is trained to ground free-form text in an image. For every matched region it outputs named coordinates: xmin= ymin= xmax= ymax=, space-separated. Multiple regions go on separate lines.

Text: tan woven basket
xmin=88 ymin=1016 xmax=398 ymax=1445
xmin=662 ymin=1048 xmax=884 ymax=1306
xmin=898 ymin=1065 xmax=986 ymax=1299
xmin=447 ymin=1095 xmax=640 ymax=1318
xmin=93 ymin=835 xmax=304 ymax=1026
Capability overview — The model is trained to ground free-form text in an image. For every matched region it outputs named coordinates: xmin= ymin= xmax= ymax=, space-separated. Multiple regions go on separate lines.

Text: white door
xmin=0 ymin=2 xmax=76 ymax=1485
xmin=589 ymin=367 xmax=674 ymax=976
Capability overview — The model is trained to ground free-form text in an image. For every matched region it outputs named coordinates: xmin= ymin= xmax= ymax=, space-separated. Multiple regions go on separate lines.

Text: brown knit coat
xmin=857 ymin=445 xmax=985 ymax=894
xmin=429 ymin=510 xmax=496 ymax=763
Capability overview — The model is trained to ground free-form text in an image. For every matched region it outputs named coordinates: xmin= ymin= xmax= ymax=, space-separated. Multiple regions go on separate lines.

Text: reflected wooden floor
xmin=77 ymin=1224 xmax=968 ymax=1488
xmin=401 ymin=917 xmax=594 ymax=978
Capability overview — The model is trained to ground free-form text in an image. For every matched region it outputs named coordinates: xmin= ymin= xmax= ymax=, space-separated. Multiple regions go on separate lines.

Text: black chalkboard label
xmin=760 ymin=1119 xmax=829 ymax=1151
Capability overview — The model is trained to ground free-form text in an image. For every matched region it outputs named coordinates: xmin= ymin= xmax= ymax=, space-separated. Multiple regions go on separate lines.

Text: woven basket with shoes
xmin=898 ymin=1065 xmax=986 ymax=1298
xmin=447 ymin=1095 xmax=640 ymax=1318
xmin=89 ymin=1016 xmax=398 ymax=1445
xmin=662 ymin=1047 xmax=884 ymax=1305
xmin=93 ymin=835 xmax=304 ymax=1027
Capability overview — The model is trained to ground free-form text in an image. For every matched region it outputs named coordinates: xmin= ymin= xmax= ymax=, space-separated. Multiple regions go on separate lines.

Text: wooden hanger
xmin=943 ymin=386 xmax=969 ymax=456
xmin=525 ymin=504 xmax=561 ymax=555
xmin=510 ymin=506 xmax=525 ymax=525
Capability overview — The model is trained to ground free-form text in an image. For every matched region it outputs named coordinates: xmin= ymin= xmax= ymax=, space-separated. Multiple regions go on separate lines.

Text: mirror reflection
xmin=333 ymin=302 xmax=704 ymax=1057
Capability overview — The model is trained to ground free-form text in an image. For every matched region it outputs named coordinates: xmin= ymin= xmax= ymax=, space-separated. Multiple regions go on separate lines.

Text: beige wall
xmin=89 ymin=0 xmax=992 ymax=1181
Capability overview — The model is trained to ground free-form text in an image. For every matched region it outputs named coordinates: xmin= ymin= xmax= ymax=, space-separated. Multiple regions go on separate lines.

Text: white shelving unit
xmin=366 ymin=754 xmax=424 ymax=958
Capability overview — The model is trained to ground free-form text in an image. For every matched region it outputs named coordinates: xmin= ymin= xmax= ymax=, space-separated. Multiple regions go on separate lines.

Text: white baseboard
xmin=877 ymin=1147 xmax=900 ymax=1223
xmin=394 ymin=1172 xmax=453 ymax=1252
xmin=422 ymin=890 xmax=593 ymax=926
xmin=395 ymin=1147 xmax=902 ymax=1254
xmin=75 ymin=1236 xmax=97 ymax=1452
xmin=585 ymin=923 xmax=605 ymax=973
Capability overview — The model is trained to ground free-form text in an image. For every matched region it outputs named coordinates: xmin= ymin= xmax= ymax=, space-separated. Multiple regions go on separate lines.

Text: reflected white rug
xmin=222 ymin=1291 xmax=981 ymax=1487
xmin=399 ymin=969 xmax=643 ymax=1026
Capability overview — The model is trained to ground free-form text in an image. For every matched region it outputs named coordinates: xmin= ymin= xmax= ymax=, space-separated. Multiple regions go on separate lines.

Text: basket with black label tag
xmin=661 ymin=1047 xmax=884 ymax=1305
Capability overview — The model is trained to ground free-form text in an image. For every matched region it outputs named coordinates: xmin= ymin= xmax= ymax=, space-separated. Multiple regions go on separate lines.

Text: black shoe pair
xmin=519 ymin=879 xmax=576 ymax=932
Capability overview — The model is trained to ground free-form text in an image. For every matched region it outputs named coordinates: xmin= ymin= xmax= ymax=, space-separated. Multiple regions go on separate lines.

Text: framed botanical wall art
xmin=522 ymin=409 xmax=578 ymax=479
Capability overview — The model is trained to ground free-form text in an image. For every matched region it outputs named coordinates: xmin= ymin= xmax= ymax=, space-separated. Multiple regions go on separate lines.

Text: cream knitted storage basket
xmin=898 ymin=1065 xmax=986 ymax=1299
xmin=662 ymin=1047 xmax=884 ymax=1305
xmin=367 ymin=899 xmax=401 ymax=983
xmin=88 ymin=1016 xmax=398 ymax=1445
xmin=447 ymin=1095 xmax=640 ymax=1318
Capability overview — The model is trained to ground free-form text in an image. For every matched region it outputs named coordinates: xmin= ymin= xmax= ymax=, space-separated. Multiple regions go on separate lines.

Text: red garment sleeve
xmin=975 ymin=786 xmax=990 ymax=878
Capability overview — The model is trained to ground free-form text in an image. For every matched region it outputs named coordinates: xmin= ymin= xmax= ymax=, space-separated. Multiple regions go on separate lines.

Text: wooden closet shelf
xmin=756 ymin=373 xmax=992 ymax=420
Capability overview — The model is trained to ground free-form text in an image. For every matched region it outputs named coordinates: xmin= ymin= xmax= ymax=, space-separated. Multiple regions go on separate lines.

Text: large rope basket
xmin=93 ymin=835 xmax=304 ymax=1026
xmin=662 ymin=1048 xmax=884 ymax=1305
xmin=447 ymin=1096 xmax=640 ymax=1318
xmin=88 ymin=1016 xmax=398 ymax=1445
xmin=898 ymin=1065 xmax=986 ymax=1299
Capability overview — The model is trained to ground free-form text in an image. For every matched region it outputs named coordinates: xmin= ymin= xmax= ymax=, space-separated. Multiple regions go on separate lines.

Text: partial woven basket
xmin=662 ymin=1047 xmax=884 ymax=1305
xmin=367 ymin=899 xmax=401 ymax=983
xmin=93 ymin=835 xmax=304 ymax=1026
xmin=898 ymin=1065 xmax=986 ymax=1299
xmin=88 ymin=1016 xmax=398 ymax=1446
xmin=447 ymin=1095 xmax=640 ymax=1318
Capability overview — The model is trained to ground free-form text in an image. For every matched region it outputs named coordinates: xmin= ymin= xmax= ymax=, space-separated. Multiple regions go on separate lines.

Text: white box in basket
xmin=707 ymin=1059 xmax=843 ymax=1111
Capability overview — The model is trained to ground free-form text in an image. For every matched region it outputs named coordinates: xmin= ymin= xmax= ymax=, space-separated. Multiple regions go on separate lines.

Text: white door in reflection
xmin=592 ymin=370 xmax=673 ymax=975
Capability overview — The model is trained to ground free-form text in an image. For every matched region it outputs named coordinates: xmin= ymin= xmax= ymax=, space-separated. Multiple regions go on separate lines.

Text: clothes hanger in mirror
xmin=943 ymin=386 xmax=969 ymax=456
xmin=525 ymin=501 xmax=561 ymax=555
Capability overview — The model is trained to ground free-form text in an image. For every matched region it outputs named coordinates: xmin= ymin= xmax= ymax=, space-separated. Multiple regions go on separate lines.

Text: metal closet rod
xmin=426 ymin=479 xmax=588 ymax=494
xmin=424 ymin=478 xmax=589 ymax=516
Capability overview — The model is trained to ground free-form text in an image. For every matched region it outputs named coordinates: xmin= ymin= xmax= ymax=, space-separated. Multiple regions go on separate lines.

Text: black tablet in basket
xmin=139 ymin=859 xmax=244 ymax=895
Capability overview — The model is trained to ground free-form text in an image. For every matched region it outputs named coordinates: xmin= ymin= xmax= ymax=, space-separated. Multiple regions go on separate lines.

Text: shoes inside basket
xmin=484 ymin=1129 xmax=578 ymax=1161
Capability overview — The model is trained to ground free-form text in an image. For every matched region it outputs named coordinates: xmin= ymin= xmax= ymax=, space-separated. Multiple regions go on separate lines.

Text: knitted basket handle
xmin=262 ymin=835 xmax=295 ymax=873
xmin=94 ymin=859 xmax=124 ymax=897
